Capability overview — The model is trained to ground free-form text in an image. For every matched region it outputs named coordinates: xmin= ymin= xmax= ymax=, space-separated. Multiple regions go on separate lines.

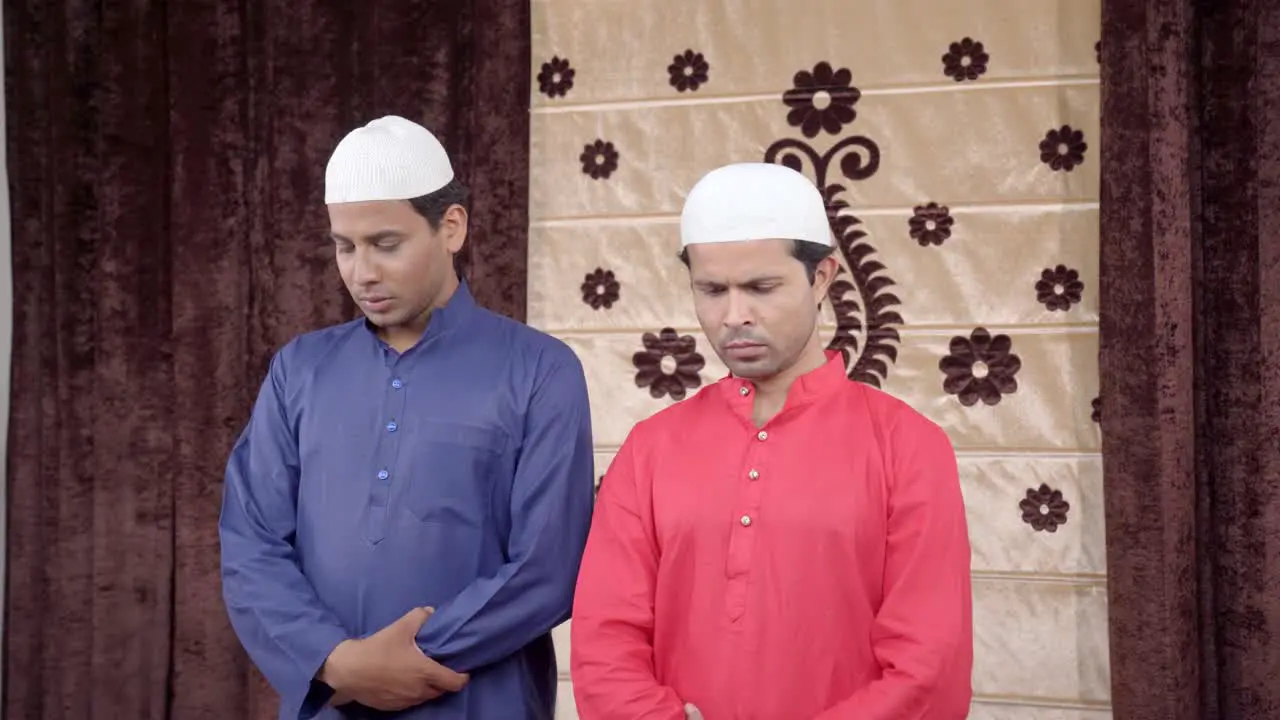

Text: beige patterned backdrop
xmin=528 ymin=1 xmax=1106 ymax=717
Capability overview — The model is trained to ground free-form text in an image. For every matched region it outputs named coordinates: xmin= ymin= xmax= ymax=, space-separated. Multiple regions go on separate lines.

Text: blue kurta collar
xmin=362 ymin=277 xmax=478 ymax=351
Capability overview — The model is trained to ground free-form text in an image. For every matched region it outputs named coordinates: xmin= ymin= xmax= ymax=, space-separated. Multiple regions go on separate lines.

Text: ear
xmin=811 ymin=254 xmax=839 ymax=301
xmin=440 ymin=205 xmax=469 ymax=254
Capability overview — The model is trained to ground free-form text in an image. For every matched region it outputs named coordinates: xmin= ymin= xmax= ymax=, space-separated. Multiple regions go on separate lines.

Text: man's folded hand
xmin=319 ymin=606 xmax=469 ymax=712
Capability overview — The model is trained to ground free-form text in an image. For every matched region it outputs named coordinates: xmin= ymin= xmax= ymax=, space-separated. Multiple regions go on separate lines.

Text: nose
xmin=722 ymin=289 xmax=755 ymax=328
xmin=351 ymin=247 xmax=380 ymax=286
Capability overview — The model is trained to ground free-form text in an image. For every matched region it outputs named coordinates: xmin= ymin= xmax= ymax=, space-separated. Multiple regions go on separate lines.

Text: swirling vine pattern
xmin=762 ymin=67 xmax=902 ymax=387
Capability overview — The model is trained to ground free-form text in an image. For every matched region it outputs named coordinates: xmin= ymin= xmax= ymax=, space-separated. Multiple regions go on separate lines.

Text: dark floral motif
xmin=538 ymin=56 xmax=575 ymax=98
xmin=942 ymin=38 xmax=989 ymax=82
xmin=1091 ymin=396 xmax=1101 ymax=423
xmin=580 ymin=140 xmax=619 ymax=180
xmin=765 ymin=62 xmax=899 ymax=388
xmin=581 ymin=268 xmax=620 ymax=310
xmin=1035 ymin=264 xmax=1084 ymax=311
xmin=939 ymin=327 xmax=1022 ymax=407
xmin=633 ymin=328 xmax=706 ymax=401
xmin=1039 ymin=125 xmax=1088 ymax=172
xmin=909 ymin=203 xmax=954 ymax=247
xmin=668 ymin=49 xmax=709 ymax=92
xmin=782 ymin=61 xmax=861 ymax=138
xmin=1020 ymin=484 xmax=1070 ymax=532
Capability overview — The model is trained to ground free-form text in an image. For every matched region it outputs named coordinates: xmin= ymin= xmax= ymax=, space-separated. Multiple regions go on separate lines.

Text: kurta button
xmin=740 ymin=515 xmax=752 ymax=526
xmin=739 ymin=386 xmax=749 ymax=396
xmin=748 ymin=469 xmax=759 ymax=480
xmin=757 ymin=430 xmax=768 ymax=441
xmin=386 ymin=421 xmax=398 ymax=432
xmin=377 ymin=470 xmax=389 ymax=480
xmin=392 ymin=378 xmax=403 ymax=389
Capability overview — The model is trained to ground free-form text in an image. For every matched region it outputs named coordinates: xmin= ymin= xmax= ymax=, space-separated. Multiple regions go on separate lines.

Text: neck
xmin=380 ymin=273 xmax=461 ymax=352
xmin=749 ymin=330 xmax=828 ymax=424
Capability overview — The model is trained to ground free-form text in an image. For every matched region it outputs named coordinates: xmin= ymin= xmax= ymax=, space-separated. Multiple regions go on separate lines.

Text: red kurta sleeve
xmin=813 ymin=414 xmax=973 ymax=720
xmin=570 ymin=431 xmax=686 ymax=720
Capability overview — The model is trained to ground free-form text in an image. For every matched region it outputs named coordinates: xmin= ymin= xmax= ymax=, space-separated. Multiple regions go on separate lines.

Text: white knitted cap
xmin=680 ymin=162 xmax=831 ymax=247
xmin=324 ymin=115 xmax=454 ymax=204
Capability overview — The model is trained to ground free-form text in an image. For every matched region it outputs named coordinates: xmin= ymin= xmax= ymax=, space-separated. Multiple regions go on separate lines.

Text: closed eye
xmin=696 ymin=283 xmax=778 ymax=295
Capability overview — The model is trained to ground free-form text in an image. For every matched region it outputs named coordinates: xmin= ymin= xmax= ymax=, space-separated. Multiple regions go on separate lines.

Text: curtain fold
xmin=1099 ymin=1 xmax=1280 ymax=718
xmin=2 ymin=2 xmax=530 ymax=717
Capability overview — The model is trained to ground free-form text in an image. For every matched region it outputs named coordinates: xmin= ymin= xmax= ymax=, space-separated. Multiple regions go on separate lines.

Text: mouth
xmin=358 ymin=296 xmax=393 ymax=312
xmin=724 ymin=341 xmax=766 ymax=358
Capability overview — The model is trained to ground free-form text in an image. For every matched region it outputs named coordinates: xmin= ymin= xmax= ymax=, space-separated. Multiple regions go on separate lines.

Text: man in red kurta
xmin=569 ymin=162 xmax=973 ymax=720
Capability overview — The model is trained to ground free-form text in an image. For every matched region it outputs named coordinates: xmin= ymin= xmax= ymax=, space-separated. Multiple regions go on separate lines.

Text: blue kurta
xmin=219 ymin=282 xmax=595 ymax=720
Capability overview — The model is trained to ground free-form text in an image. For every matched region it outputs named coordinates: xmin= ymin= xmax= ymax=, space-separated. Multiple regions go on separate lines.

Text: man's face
xmin=328 ymin=199 xmax=466 ymax=339
xmin=687 ymin=238 xmax=836 ymax=380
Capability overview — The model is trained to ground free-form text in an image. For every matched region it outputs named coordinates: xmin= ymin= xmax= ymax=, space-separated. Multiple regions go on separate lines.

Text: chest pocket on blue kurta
xmin=402 ymin=419 xmax=508 ymax=530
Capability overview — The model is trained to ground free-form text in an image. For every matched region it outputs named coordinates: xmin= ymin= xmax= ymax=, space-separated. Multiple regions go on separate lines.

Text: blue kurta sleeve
xmin=220 ymin=349 xmax=352 ymax=719
xmin=415 ymin=349 xmax=595 ymax=671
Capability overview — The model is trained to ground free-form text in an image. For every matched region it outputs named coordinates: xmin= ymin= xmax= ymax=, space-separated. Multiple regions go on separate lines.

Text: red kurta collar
xmin=717 ymin=349 xmax=847 ymax=413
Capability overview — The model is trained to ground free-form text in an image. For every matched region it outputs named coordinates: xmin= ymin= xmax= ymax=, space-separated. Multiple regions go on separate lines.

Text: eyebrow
xmin=693 ymin=275 xmax=786 ymax=288
xmin=329 ymin=230 xmax=404 ymax=243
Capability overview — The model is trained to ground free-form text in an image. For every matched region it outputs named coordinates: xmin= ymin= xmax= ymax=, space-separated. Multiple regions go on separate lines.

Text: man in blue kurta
xmin=219 ymin=115 xmax=596 ymax=719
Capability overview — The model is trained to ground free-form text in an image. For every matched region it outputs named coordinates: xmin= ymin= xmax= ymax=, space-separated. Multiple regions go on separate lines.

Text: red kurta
xmin=570 ymin=351 xmax=972 ymax=719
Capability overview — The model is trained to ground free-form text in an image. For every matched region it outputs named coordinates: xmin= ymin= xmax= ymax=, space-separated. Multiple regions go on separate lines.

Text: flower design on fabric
xmin=668 ymin=49 xmax=709 ymax=92
xmin=1035 ymin=264 xmax=1084 ymax=311
xmin=1020 ymin=484 xmax=1070 ymax=532
xmin=942 ymin=38 xmax=989 ymax=82
xmin=580 ymin=140 xmax=619 ymax=180
xmin=909 ymin=203 xmax=954 ymax=247
xmin=1039 ymin=125 xmax=1088 ymax=172
xmin=939 ymin=327 xmax=1022 ymax=407
xmin=633 ymin=328 xmax=706 ymax=401
xmin=538 ymin=56 xmax=575 ymax=98
xmin=783 ymin=61 xmax=861 ymax=138
xmin=581 ymin=268 xmax=620 ymax=310
xmin=763 ymin=75 xmax=898 ymax=388
xmin=1091 ymin=396 xmax=1101 ymax=423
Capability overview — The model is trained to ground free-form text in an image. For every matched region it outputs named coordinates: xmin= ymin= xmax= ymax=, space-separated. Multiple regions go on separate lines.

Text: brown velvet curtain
xmin=2 ymin=2 xmax=530 ymax=718
xmin=1100 ymin=1 xmax=1280 ymax=718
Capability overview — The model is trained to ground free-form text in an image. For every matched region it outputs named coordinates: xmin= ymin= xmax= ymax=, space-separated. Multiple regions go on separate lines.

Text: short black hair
xmin=407 ymin=177 xmax=471 ymax=275
xmin=407 ymin=177 xmax=471 ymax=231
xmin=677 ymin=239 xmax=836 ymax=284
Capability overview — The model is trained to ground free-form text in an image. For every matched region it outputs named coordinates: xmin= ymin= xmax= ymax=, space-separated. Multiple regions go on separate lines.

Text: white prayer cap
xmin=324 ymin=115 xmax=454 ymax=204
xmin=679 ymin=162 xmax=831 ymax=248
